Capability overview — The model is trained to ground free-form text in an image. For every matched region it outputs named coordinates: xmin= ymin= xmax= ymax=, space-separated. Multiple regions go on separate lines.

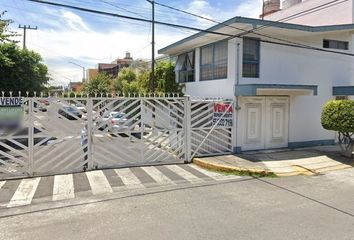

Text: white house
xmin=158 ymin=8 xmax=354 ymax=152
xmin=263 ymin=0 xmax=354 ymax=26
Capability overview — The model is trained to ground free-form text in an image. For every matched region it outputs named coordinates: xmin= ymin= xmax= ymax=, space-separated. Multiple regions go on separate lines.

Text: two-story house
xmin=158 ymin=7 xmax=354 ymax=152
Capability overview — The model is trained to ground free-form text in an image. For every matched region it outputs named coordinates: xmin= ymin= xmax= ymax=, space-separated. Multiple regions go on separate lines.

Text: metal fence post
xmin=28 ymin=98 xmax=34 ymax=176
xmin=184 ymin=95 xmax=192 ymax=163
xmin=231 ymin=99 xmax=237 ymax=153
xmin=140 ymin=98 xmax=145 ymax=163
xmin=87 ymin=97 xmax=94 ymax=170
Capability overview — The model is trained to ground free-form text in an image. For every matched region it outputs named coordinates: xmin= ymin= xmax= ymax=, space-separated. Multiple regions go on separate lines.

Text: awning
xmin=235 ymin=84 xmax=318 ymax=96
xmin=333 ymin=86 xmax=354 ymax=96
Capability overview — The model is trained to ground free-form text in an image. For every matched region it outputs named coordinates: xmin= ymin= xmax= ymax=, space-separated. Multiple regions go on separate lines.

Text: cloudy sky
xmin=1 ymin=0 xmax=262 ymax=85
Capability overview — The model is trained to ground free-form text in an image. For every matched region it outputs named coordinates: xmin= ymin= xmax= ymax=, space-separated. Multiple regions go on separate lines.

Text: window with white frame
xmin=323 ymin=39 xmax=349 ymax=50
xmin=242 ymin=38 xmax=260 ymax=78
xmin=176 ymin=51 xmax=195 ymax=83
xmin=200 ymin=41 xmax=228 ymax=81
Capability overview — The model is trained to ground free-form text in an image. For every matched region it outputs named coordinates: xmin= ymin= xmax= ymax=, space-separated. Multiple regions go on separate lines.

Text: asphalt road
xmin=0 ymin=168 xmax=353 ymax=240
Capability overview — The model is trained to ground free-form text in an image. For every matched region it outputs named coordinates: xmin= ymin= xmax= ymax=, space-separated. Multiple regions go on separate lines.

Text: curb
xmin=193 ymin=157 xmax=354 ymax=177
xmin=193 ymin=158 xmax=274 ymax=176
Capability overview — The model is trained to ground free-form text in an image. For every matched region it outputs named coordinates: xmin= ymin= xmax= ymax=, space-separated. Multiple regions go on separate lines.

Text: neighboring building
xmin=159 ymin=16 xmax=354 ymax=152
xmin=97 ymin=52 xmax=134 ymax=78
xmin=98 ymin=63 xmax=120 ymax=78
xmin=68 ymin=82 xmax=84 ymax=92
xmin=111 ymin=51 xmax=134 ymax=67
xmin=86 ymin=69 xmax=98 ymax=81
xmin=48 ymin=86 xmax=64 ymax=95
xmin=262 ymin=0 xmax=353 ymax=26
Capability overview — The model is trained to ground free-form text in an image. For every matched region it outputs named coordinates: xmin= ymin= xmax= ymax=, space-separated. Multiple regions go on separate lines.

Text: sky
xmin=0 ymin=0 xmax=263 ymax=85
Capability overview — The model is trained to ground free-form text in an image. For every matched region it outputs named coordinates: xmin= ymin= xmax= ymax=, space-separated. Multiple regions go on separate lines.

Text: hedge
xmin=321 ymin=100 xmax=354 ymax=132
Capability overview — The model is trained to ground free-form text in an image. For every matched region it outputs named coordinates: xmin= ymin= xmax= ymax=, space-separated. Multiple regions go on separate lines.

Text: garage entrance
xmin=0 ymin=95 xmax=235 ymax=180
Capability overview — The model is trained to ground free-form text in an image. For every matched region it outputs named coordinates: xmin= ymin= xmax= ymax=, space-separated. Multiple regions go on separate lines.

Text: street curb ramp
xmin=193 ymin=157 xmax=274 ymax=177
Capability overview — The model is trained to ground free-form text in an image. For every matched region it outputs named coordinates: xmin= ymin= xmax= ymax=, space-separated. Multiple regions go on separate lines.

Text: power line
xmin=25 ymin=0 xmax=354 ymax=57
xmin=99 ymin=0 xmax=149 ymax=19
xmin=236 ymin=0 xmax=348 ymax=36
xmin=26 ymin=0 xmax=232 ymax=37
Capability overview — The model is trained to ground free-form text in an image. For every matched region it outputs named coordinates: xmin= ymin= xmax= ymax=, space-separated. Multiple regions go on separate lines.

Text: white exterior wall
xmin=265 ymin=0 xmax=353 ymax=26
xmin=183 ymin=32 xmax=354 ymax=149
xmin=240 ymin=33 xmax=354 ymax=145
xmin=182 ymin=40 xmax=238 ymax=99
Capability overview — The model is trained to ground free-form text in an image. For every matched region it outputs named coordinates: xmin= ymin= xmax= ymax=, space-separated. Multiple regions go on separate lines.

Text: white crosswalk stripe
xmin=165 ymin=165 xmax=204 ymax=183
xmin=7 ymin=178 xmax=41 ymax=208
xmin=86 ymin=171 xmax=113 ymax=195
xmin=115 ymin=168 xmax=145 ymax=189
xmin=141 ymin=166 xmax=176 ymax=185
xmin=0 ymin=165 xmax=244 ymax=209
xmin=53 ymin=174 xmax=75 ymax=201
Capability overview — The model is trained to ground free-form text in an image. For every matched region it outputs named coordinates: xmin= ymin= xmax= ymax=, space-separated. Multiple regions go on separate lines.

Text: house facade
xmin=159 ymin=17 xmax=354 ymax=152
xmin=263 ymin=0 xmax=354 ymax=26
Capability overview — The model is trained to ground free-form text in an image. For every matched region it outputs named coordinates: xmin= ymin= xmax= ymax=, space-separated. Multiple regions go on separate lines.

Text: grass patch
xmin=200 ymin=165 xmax=277 ymax=178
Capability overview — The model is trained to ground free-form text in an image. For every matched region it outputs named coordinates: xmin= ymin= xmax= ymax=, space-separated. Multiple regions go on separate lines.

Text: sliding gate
xmin=0 ymin=95 xmax=234 ymax=180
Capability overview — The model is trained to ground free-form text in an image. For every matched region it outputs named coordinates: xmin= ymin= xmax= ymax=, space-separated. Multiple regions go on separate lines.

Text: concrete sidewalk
xmin=193 ymin=145 xmax=354 ymax=176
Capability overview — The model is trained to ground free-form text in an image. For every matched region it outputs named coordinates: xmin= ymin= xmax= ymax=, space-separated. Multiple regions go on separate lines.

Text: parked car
xmin=96 ymin=111 xmax=128 ymax=131
xmin=82 ymin=111 xmax=98 ymax=121
xmin=58 ymin=106 xmax=82 ymax=120
xmin=75 ymin=103 xmax=87 ymax=113
xmin=34 ymin=102 xmax=47 ymax=112
xmin=38 ymin=99 xmax=50 ymax=106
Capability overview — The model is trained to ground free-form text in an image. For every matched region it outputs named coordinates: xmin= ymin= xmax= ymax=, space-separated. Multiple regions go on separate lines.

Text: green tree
xmin=113 ymin=67 xmax=137 ymax=93
xmin=0 ymin=43 xmax=49 ymax=93
xmin=122 ymin=80 xmax=140 ymax=96
xmin=136 ymin=70 xmax=151 ymax=93
xmin=0 ymin=11 xmax=18 ymax=43
xmin=0 ymin=13 xmax=48 ymax=93
xmin=321 ymin=100 xmax=354 ymax=157
xmin=155 ymin=61 xmax=183 ymax=94
xmin=84 ymin=73 xmax=113 ymax=96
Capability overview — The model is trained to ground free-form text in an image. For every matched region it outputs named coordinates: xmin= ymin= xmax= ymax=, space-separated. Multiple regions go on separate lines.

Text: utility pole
xmin=18 ymin=25 xmax=37 ymax=49
xmin=69 ymin=61 xmax=86 ymax=82
xmin=147 ymin=0 xmax=155 ymax=92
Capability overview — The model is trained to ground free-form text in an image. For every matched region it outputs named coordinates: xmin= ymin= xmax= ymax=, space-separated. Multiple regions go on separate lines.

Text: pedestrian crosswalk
xmin=52 ymin=174 xmax=75 ymax=201
xmin=0 ymin=164 xmax=241 ymax=209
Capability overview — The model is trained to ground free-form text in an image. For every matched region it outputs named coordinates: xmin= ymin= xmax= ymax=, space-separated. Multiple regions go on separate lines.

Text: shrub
xmin=321 ymin=100 xmax=354 ymax=157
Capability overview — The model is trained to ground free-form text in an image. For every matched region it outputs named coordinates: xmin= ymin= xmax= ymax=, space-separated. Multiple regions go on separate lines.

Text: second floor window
xmin=176 ymin=51 xmax=195 ymax=83
xmin=323 ymin=39 xmax=349 ymax=50
xmin=200 ymin=41 xmax=228 ymax=81
xmin=243 ymin=38 xmax=260 ymax=78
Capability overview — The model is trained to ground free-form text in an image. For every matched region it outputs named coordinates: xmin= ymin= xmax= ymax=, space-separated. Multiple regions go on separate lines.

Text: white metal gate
xmin=0 ymin=95 xmax=234 ymax=180
xmin=189 ymin=98 xmax=234 ymax=158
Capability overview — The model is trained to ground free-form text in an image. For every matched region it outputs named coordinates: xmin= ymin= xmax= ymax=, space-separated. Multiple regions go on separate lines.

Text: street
xmin=0 ymin=167 xmax=353 ymax=240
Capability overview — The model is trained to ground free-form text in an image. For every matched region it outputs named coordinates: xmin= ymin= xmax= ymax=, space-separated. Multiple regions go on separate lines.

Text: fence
xmin=0 ymin=94 xmax=234 ymax=180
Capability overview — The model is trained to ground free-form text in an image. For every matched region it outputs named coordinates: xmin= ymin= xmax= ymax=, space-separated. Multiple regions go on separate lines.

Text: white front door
xmin=240 ymin=97 xmax=289 ymax=151
xmin=240 ymin=97 xmax=266 ymax=151
xmin=265 ymin=97 xmax=289 ymax=149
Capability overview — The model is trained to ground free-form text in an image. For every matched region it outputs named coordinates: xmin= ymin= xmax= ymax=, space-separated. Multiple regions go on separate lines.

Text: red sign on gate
xmin=213 ymin=103 xmax=233 ymax=127
xmin=213 ymin=103 xmax=233 ymax=113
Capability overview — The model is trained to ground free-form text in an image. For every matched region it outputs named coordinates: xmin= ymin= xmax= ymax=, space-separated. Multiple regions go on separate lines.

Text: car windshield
xmin=112 ymin=113 xmax=124 ymax=118
xmin=102 ymin=112 xmax=124 ymax=118
xmin=64 ymin=107 xmax=77 ymax=112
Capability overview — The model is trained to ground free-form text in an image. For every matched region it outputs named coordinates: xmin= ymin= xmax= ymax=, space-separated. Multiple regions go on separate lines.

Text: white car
xmin=96 ymin=111 xmax=129 ymax=132
xmin=82 ymin=111 xmax=98 ymax=121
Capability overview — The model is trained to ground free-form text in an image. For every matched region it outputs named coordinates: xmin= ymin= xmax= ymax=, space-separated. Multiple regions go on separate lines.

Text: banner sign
xmin=0 ymin=97 xmax=24 ymax=128
xmin=212 ymin=103 xmax=233 ymax=127
xmin=0 ymin=97 xmax=24 ymax=106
